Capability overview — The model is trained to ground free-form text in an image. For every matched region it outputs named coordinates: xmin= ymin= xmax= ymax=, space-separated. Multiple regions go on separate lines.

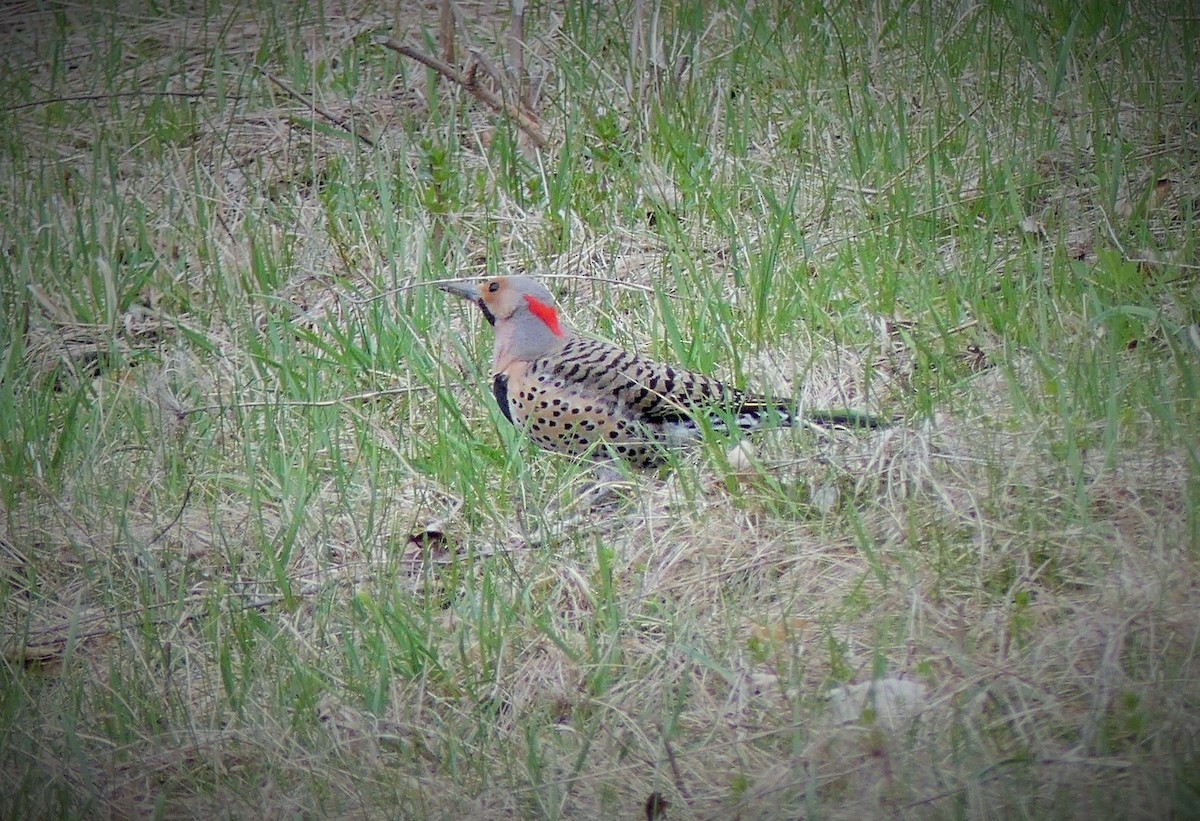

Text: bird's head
xmin=440 ymin=275 xmax=569 ymax=367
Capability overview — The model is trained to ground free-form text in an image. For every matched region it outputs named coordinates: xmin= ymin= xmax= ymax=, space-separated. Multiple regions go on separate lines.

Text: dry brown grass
xmin=2 ymin=0 xmax=1198 ymax=818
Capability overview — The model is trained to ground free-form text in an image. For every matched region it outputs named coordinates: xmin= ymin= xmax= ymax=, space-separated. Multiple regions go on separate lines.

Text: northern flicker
xmin=441 ymin=276 xmax=886 ymax=468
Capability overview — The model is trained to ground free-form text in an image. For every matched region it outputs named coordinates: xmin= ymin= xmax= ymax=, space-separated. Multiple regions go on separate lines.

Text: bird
xmin=440 ymin=275 xmax=887 ymax=468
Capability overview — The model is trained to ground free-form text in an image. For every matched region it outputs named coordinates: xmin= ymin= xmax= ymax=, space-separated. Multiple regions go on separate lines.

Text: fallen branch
xmin=378 ymin=36 xmax=548 ymax=149
xmin=260 ymin=68 xmax=375 ymax=147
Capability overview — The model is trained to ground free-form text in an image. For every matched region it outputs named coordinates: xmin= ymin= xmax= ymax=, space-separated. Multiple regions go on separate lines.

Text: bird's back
xmin=494 ymin=335 xmax=795 ymax=466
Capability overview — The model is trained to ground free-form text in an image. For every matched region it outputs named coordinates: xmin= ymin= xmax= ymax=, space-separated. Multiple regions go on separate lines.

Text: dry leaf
xmin=1148 ymin=176 xmax=1174 ymax=210
xmin=726 ymin=440 xmax=755 ymax=472
xmin=811 ymin=482 xmax=839 ymax=513
xmin=644 ymin=792 xmax=669 ymax=820
xmin=402 ymin=528 xmax=455 ymax=566
xmin=963 ymin=344 xmax=991 ymax=371
xmin=750 ymin=617 xmax=813 ymax=643
xmin=1018 ymin=215 xmax=1046 ymax=237
xmin=1185 ymin=323 xmax=1200 ymax=355
xmin=829 ymin=678 xmax=928 ymax=726
xmin=1114 ymin=193 xmax=1134 ymax=219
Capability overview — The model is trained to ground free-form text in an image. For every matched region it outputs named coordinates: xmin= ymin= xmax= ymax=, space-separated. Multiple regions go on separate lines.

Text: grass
xmin=2 ymin=0 xmax=1198 ymax=817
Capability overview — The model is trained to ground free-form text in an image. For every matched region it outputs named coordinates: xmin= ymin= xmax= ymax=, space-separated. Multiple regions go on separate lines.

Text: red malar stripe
xmin=524 ymin=294 xmax=564 ymax=337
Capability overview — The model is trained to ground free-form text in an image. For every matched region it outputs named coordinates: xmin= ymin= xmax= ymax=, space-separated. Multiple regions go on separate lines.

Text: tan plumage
xmin=441 ymin=276 xmax=884 ymax=468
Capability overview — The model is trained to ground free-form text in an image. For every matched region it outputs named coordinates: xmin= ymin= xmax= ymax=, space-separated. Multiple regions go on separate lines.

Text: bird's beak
xmin=439 ymin=279 xmax=495 ymax=326
xmin=438 ymin=280 xmax=482 ymax=302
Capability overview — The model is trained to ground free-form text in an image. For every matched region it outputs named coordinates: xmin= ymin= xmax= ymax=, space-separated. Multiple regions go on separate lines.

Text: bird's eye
xmin=487 ymin=282 xmax=500 ymax=293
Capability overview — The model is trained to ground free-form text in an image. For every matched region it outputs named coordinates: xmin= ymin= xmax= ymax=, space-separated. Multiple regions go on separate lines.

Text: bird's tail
xmin=731 ymin=399 xmax=894 ymax=432
xmin=802 ymin=408 xmax=894 ymax=430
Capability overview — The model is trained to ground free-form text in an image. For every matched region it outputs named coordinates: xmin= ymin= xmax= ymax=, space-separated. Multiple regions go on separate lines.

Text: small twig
xmin=438 ymin=0 xmax=456 ymax=65
xmin=5 ymin=91 xmax=234 ymax=113
xmin=147 ymin=475 xmax=196 ymax=546
xmin=901 ymin=755 xmax=1135 ymax=810
xmin=509 ymin=0 xmax=530 ymax=110
xmin=466 ymin=46 xmax=506 ymax=88
xmin=378 ymin=36 xmax=548 ymax=149
xmin=880 ymin=96 xmax=987 ymax=194
xmin=810 ymin=179 xmax=1046 ymax=251
xmin=181 ymin=385 xmax=436 ymax=416
xmin=3 ymin=593 xmax=285 ymax=663
xmin=343 ymin=276 xmax=459 ymax=304
xmin=346 ymin=273 xmax=659 ymax=307
xmin=659 ymin=724 xmax=693 ymax=802
xmin=259 ymin=68 xmax=374 ymax=147
xmin=1099 ymin=202 xmax=1200 ymax=272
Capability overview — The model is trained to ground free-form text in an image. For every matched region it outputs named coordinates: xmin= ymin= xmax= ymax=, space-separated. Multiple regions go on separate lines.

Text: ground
xmin=1 ymin=0 xmax=1198 ymax=818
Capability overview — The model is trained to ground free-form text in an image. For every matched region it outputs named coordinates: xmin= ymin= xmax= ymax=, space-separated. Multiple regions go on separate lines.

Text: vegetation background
xmin=1 ymin=0 xmax=1197 ymax=817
